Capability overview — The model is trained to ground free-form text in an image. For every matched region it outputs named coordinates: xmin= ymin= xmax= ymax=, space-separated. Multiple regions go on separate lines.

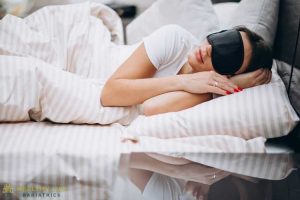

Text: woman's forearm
xmin=100 ymin=43 xmax=186 ymax=107
xmin=146 ymin=153 xmax=192 ymax=165
xmin=101 ymin=75 xmax=183 ymax=107
xmin=142 ymin=91 xmax=212 ymax=116
xmin=129 ymin=153 xmax=230 ymax=185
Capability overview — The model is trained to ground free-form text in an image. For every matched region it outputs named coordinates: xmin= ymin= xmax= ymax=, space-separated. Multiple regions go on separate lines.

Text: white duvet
xmin=0 ymin=2 xmax=139 ymax=125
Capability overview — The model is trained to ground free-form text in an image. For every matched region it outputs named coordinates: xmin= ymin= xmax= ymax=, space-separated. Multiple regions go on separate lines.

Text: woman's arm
xmin=129 ymin=153 xmax=230 ymax=185
xmin=140 ymin=68 xmax=271 ymax=117
xmin=101 ymin=44 xmax=181 ymax=107
xmin=142 ymin=91 xmax=212 ymax=116
xmin=101 ymin=43 xmax=237 ymax=107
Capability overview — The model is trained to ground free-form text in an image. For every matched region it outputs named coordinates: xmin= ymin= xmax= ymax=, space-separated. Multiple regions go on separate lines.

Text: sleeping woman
xmin=101 ymin=24 xmax=272 ymax=116
xmin=103 ymin=24 xmax=273 ymax=199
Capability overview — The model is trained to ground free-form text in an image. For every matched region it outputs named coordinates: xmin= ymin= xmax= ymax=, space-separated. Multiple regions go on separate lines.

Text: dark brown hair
xmin=233 ymin=26 xmax=273 ymax=72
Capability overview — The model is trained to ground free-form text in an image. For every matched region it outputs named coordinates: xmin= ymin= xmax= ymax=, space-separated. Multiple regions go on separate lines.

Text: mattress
xmin=0 ymin=122 xmax=126 ymax=199
xmin=0 ymin=122 xmax=296 ymax=200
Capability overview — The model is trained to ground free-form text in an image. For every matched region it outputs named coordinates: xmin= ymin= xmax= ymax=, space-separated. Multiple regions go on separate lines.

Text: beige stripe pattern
xmin=0 ymin=2 xmax=139 ymax=125
xmin=0 ymin=122 xmax=124 ymax=199
xmin=127 ymin=66 xmax=299 ymax=140
xmin=0 ymin=122 xmax=295 ymax=200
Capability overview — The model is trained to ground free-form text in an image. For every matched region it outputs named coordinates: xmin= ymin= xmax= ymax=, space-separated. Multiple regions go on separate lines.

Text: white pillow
xmin=127 ymin=62 xmax=299 ymax=140
xmin=227 ymin=0 xmax=280 ymax=47
xmin=213 ymin=2 xmax=238 ymax=29
xmin=126 ymin=0 xmax=219 ymax=44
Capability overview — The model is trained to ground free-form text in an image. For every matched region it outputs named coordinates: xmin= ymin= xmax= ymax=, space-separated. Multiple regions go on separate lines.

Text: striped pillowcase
xmin=127 ymin=64 xmax=299 ymax=139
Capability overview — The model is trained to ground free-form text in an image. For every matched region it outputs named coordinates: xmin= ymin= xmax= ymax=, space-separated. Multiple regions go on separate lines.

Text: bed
xmin=0 ymin=0 xmax=300 ymax=200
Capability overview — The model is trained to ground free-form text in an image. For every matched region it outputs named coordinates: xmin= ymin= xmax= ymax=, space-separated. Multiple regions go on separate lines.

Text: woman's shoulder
xmin=142 ymin=24 xmax=198 ymax=71
xmin=144 ymin=24 xmax=199 ymax=54
xmin=150 ymin=24 xmax=198 ymax=42
xmin=157 ymin=24 xmax=188 ymax=33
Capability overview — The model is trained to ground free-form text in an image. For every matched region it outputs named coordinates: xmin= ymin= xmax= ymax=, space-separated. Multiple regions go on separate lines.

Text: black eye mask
xmin=207 ymin=30 xmax=244 ymax=75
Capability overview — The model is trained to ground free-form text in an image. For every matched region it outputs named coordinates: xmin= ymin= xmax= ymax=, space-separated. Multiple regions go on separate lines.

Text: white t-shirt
xmin=143 ymin=25 xmax=199 ymax=77
xmin=142 ymin=172 xmax=185 ymax=200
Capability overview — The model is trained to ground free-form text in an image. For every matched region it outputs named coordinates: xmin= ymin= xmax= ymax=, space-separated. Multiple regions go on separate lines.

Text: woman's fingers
xmin=255 ymin=69 xmax=267 ymax=85
xmin=212 ymin=71 xmax=240 ymax=93
xmin=213 ymin=76 xmax=237 ymax=93
xmin=267 ymin=70 xmax=272 ymax=83
xmin=196 ymin=189 xmax=202 ymax=200
xmin=215 ymin=170 xmax=231 ymax=181
xmin=180 ymin=71 xmax=242 ymax=95
xmin=263 ymin=70 xmax=272 ymax=84
xmin=252 ymin=68 xmax=264 ymax=78
xmin=255 ymin=69 xmax=271 ymax=85
xmin=214 ymin=82 xmax=232 ymax=93
xmin=185 ymin=181 xmax=210 ymax=200
xmin=207 ymin=85 xmax=228 ymax=96
xmin=204 ymin=169 xmax=230 ymax=185
xmin=213 ymin=72 xmax=238 ymax=87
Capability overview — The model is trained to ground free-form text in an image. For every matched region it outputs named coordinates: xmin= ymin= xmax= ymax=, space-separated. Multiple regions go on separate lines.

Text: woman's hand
xmin=179 ymin=163 xmax=230 ymax=185
xmin=179 ymin=71 xmax=240 ymax=96
xmin=185 ymin=181 xmax=211 ymax=200
xmin=229 ymin=68 xmax=272 ymax=89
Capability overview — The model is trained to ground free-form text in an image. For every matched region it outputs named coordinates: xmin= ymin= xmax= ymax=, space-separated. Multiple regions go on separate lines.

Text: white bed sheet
xmin=0 ymin=122 xmax=295 ymax=200
xmin=125 ymin=135 xmax=295 ymax=180
xmin=0 ymin=122 xmax=125 ymax=199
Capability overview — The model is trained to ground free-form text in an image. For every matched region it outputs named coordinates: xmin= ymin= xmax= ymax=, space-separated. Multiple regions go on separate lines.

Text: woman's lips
xmin=195 ymin=48 xmax=203 ymax=63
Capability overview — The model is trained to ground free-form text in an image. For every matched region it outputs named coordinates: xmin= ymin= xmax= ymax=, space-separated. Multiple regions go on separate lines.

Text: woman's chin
xmin=188 ymin=60 xmax=202 ymax=72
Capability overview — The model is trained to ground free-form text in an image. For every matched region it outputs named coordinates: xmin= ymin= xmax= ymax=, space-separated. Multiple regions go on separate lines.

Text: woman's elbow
xmin=101 ymin=81 xmax=131 ymax=107
xmin=100 ymin=83 xmax=114 ymax=107
xmin=100 ymin=92 xmax=109 ymax=107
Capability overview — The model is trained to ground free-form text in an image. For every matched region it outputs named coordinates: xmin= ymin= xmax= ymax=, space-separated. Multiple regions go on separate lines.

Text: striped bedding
xmin=0 ymin=122 xmax=294 ymax=199
xmin=0 ymin=122 xmax=124 ymax=199
xmin=0 ymin=2 xmax=139 ymax=125
xmin=126 ymin=135 xmax=295 ymax=180
xmin=0 ymin=2 xmax=297 ymax=199
xmin=1 ymin=124 xmax=294 ymax=195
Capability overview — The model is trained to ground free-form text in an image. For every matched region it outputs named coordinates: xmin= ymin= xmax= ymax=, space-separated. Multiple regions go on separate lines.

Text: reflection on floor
xmin=113 ymin=169 xmax=300 ymax=200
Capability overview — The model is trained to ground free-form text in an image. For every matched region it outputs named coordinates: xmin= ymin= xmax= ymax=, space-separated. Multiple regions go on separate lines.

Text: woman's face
xmin=187 ymin=32 xmax=252 ymax=75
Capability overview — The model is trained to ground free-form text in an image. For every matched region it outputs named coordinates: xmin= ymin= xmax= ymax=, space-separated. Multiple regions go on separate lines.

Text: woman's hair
xmin=233 ymin=26 xmax=273 ymax=72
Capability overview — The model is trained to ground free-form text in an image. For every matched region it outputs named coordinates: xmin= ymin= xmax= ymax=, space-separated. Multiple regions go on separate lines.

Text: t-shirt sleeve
xmin=143 ymin=25 xmax=198 ymax=70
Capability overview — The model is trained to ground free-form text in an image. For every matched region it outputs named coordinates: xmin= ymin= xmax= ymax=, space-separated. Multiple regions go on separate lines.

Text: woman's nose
xmin=200 ymin=46 xmax=207 ymax=58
